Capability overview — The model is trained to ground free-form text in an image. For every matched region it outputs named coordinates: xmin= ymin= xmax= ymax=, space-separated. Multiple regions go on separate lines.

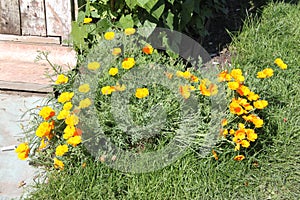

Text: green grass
xmin=25 ymin=2 xmax=300 ymax=199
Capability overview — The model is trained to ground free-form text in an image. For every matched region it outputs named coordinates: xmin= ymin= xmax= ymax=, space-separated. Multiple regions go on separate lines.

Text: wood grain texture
xmin=0 ymin=0 xmax=21 ymax=35
xmin=45 ymin=0 xmax=72 ymax=42
xmin=19 ymin=0 xmax=46 ymax=36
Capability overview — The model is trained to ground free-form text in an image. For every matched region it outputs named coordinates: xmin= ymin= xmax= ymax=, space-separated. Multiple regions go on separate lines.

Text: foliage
xmin=71 ymin=0 xmax=229 ymax=54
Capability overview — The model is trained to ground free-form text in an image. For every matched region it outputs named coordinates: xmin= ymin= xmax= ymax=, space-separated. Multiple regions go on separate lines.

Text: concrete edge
xmin=0 ymin=81 xmax=52 ymax=93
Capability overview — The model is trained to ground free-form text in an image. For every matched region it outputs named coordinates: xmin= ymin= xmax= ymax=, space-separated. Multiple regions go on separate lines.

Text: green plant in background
xmin=71 ymin=0 xmax=229 ymax=56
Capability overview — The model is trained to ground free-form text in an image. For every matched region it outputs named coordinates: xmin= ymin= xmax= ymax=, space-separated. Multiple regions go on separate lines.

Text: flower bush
xmin=16 ymin=26 xmax=288 ymax=170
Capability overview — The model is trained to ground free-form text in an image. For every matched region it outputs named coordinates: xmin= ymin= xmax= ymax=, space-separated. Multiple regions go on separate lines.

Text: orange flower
xmin=199 ymin=79 xmax=218 ymax=96
xmin=221 ymin=118 xmax=228 ymax=126
xmin=236 ymin=85 xmax=250 ymax=96
xmin=142 ymin=44 xmax=154 ymax=55
xmin=212 ymin=149 xmax=219 ymax=160
xmin=218 ymin=70 xmax=231 ymax=82
xmin=179 ymin=85 xmax=191 ymax=99
xmin=234 ymin=155 xmax=245 ymax=161
xmin=39 ymin=106 xmax=55 ymax=120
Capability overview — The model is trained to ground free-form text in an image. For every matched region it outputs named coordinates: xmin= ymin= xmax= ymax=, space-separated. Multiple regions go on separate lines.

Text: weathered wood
xmin=45 ymin=0 xmax=72 ymax=42
xmin=19 ymin=0 xmax=46 ymax=36
xmin=0 ymin=34 xmax=60 ymax=44
xmin=0 ymin=0 xmax=21 ymax=35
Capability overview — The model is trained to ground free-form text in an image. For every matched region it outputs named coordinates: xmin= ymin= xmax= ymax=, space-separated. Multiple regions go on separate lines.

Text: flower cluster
xmin=217 ymin=58 xmax=287 ymax=161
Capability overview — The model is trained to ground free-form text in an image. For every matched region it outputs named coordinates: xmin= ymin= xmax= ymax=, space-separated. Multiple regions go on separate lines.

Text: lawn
xmin=25 ymin=2 xmax=300 ymax=200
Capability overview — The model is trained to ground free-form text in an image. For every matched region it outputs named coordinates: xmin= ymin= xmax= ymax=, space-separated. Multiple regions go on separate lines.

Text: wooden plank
xmin=19 ymin=0 xmax=46 ymax=36
xmin=0 ymin=34 xmax=60 ymax=44
xmin=45 ymin=0 xmax=72 ymax=42
xmin=0 ymin=0 xmax=21 ymax=35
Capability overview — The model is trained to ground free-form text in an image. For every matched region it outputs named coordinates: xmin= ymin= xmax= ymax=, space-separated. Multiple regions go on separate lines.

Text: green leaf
xmin=144 ymin=0 xmax=159 ymax=12
xmin=125 ymin=0 xmax=138 ymax=9
xmin=137 ymin=20 xmax=156 ymax=38
xmin=96 ymin=19 xmax=111 ymax=33
xmin=118 ymin=14 xmax=134 ymax=29
xmin=166 ymin=11 xmax=174 ymax=29
xmin=71 ymin=22 xmax=88 ymax=49
xmin=137 ymin=0 xmax=150 ymax=7
xmin=179 ymin=0 xmax=194 ymax=30
xmin=77 ymin=11 xmax=85 ymax=23
xmin=167 ymin=0 xmax=175 ymax=4
xmin=151 ymin=4 xmax=165 ymax=20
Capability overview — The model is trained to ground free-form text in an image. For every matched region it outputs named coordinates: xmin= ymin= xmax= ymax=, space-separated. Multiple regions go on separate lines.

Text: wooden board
xmin=0 ymin=0 xmax=21 ymax=35
xmin=19 ymin=0 xmax=46 ymax=36
xmin=45 ymin=0 xmax=72 ymax=42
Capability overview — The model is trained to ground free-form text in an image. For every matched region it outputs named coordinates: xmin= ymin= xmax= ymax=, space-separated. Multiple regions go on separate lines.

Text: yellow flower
xmin=263 ymin=68 xmax=274 ymax=77
xmin=63 ymin=102 xmax=73 ymax=111
xmin=104 ymin=32 xmax=115 ymax=40
xmin=79 ymin=98 xmax=92 ymax=109
xmin=222 ymin=129 xmax=228 ymax=137
xmin=230 ymin=69 xmax=244 ymax=82
xmin=257 ymin=71 xmax=267 ymax=79
xmin=55 ymin=74 xmax=68 ymax=84
xmin=109 ymin=67 xmax=118 ymax=76
xmin=83 ymin=17 xmax=92 ymax=24
xmin=179 ymin=85 xmax=191 ymax=99
xmin=67 ymin=136 xmax=82 ymax=147
xmin=199 ymin=80 xmax=218 ymax=96
xmin=246 ymin=129 xmax=258 ymax=142
xmin=142 ymin=44 xmax=154 ymax=55
xmin=228 ymin=81 xmax=239 ymax=90
xmin=88 ymin=61 xmax=100 ymax=70
xmin=78 ymin=84 xmax=90 ymax=93
xmin=112 ymin=48 xmax=122 ymax=56
xmin=221 ymin=118 xmax=228 ymax=126
xmin=57 ymin=109 xmax=70 ymax=120
xmin=229 ymin=129 xmax=235 ymax=135
xmin=247 ymin=92 xmax=259 ymax=101
xmin=176 ymin=71 xmax=184 ymax=77
xmin=65 ymin=114 xmax=79 ymax=126
xmin=241 ymin=140 xmax=250 ymax=148
xmin=38 ymin=138 xmax=48 ymax=150
xmin=58 ymin=92 xmax=74 ymax=103
xmin=274 ymin=58 xmax=287 ymax=70
xmin=229 ymin=101 xmax=245 ymax=115
xmin=257 ymin=68 xmax=274 ymax=78
xmin=190 ymin=75 xmax=199 ymax=83
xmin=112 ymin=82 xmax=126 ymax=92
xmin=36 ymin=121 xmax=54 ymax=138
xmin=101 ymin=86 xmax=115 ymax=95
xmin=218 ymin=70 xmax=231 ymax=82
xmin=15 ymin=143 xmax=30 ymax=160
xmin=236 ymin=85 xmax=250 ymax=96
xmin=54 ymin=158 xmax=64 ymax=170
xmin=182 ymin=71 xmax=192 ymax=79
xmin=135 ymin=88 xmax=149 ymax=99
xmin=253 ymin=100 xmax=268 ymax=109
xmin=235 ymin=129 xmax=246 ymax=140
xmin=39 ymin=106 xmax=55 ymax=120
xmin=63 ymin=125 xmax=75 ymax=139
xmin=252 ymin=117 xmax=264 ymax=128
xmin=55 ymin=144 xmax=68 ymax=157
xmin=124 ymin=28 xmax=136 ymax=35
xmin=234 ymin=155 xmax=245 ymax=161
xmin=122 ymin=57 xmax=135 ymax=69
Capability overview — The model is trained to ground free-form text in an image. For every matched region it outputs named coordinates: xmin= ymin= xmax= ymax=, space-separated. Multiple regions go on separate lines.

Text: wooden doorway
xmin=0 ymin=0 xmax=77 ymax=44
